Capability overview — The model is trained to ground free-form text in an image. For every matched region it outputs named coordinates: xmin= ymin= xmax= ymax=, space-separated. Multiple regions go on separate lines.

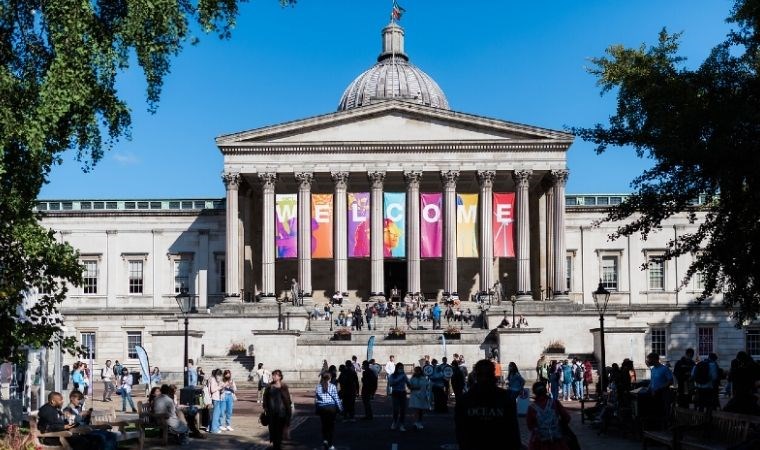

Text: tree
xmin=0 ymin=0 xmax=295 ymax=363
xmin=573 ymin=0 xmax=760 ymax=324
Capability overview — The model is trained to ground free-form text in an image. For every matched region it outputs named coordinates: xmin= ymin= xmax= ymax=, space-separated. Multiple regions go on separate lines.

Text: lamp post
xmin=277 ymin=300 xmax=283 ymax=331
xmin=509 ymin=295 xmax=517 ymax=328
xmin=592 ymin=281 xmax=611 ymax=394
xmin=174 ymin=287 xmax=197 ymax=388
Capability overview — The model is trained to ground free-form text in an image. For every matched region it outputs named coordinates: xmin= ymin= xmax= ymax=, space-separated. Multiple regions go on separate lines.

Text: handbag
xmin=259 ymin=411 xmax=269 ymax=426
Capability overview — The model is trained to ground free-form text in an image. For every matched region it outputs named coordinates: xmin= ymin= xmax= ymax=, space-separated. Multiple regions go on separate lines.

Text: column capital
xmin=477 ymin=170 xmax=496 ymax=187
xmin=404 ymin=170 xmax=423 ymax=186
xmin=512 ymin=169 xmax=533 ymax=187
xmin=258 ymin=172 xmax=278 ymax=192
xmin=367 ymin=171 xmax=386 ymax=188
xmin=331 ymin=171 xmax=350 ymax=188
xmin=550 ymin=169 xmax=569 ymax=186
xmin=295 ymin=172 xmax=314 ymax=188
xmin=222 ymin=172 xmax=241 ymax=190
xmin=440 ymin=170 xmax=460 ymax=187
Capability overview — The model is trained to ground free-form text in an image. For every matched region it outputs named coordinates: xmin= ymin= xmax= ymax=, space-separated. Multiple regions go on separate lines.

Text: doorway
xmin=384 ymin=260 xmax=407 ymax=298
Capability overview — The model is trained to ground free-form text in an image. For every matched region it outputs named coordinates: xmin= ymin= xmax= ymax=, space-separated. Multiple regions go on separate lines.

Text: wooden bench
xmin=91 ymin=409 xmax=145 ymax=449
xmin=136 ymin=400 xmax=170 ymax=446
xmin=643 ymin=407 xmax=760 ymax=449
xmin=28 ymin=413 xmax=73 ymax=450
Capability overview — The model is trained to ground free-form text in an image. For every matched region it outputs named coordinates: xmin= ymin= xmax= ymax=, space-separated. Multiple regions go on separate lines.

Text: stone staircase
xmin=306 ymin=307 xmax=483 ymax=332
xmin=198 ymin=355 xmax=256 ymax=382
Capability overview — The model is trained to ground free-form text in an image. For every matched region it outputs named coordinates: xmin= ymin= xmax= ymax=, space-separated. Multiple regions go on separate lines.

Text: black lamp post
xmin=277 ymin=300 xmax=283 ymax=331
xmin=592 ymin=281 xmax=611 ymax=394
xmin=509 ymin=295 xmax=517 ymax=328
xmin=174 ymin=287 xmax=197 ymax=388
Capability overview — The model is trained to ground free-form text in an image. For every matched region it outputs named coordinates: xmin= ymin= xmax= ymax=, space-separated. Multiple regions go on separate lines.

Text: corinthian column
xmin=259 ymin=172 xmax=278 ymax=302
xmin=513 ymin=169 xmax=533 ymax=300
xmin=405 ymin=171 xmax=422 ymax=295
xmin=441 ymin=170 xmax=459 ymax=295
xmin=295 ymin=172 xmax=313 ymax=298
xmin=368 ymin=171 xmax=386 ymax=300
xmin=544 ymin=181 xmax=555 ymax=300
xmin=223 ymin=172 xmax=241 ymax=303
xmin=551 ymin=169 xmax=569 ymax=300
xmin=477 ymin=171 xmax=496 ymax=294
xmin=332 ymin=172 xmax=349 ymax=296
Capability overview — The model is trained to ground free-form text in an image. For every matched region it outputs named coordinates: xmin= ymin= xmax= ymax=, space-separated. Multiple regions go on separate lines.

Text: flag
xmin=391 ymin=1 xmax=405 ymax=20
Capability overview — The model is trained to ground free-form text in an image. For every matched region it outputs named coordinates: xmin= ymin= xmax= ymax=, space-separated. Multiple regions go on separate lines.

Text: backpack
xmin=530 ymin=398 xmax=563 ymax=442
xmin=574 ymin=364 xmax=583 ymax=381
xmin=694 ymin=361 xmax=711 ymax=384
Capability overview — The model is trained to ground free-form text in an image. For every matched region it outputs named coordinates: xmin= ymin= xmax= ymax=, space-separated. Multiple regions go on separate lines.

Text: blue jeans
xmin=221 ymin=393 xmax=235 ymax=427
xmin=121 ymin=390 xmax=135 ymax=411
xmin=574 ymin=380 xmax=584 ymax=399
xmin=563 ymin=382 xmax=572 ymax=400
xmin=210 ymin=399 xmax=223 ymax=432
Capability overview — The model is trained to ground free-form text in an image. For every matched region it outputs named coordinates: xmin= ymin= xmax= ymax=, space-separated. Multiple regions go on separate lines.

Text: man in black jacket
xmin=455 ymin=359 xmax=521 ymax=450
xmin=337 ymin=361 xmax=360 ymax=421
xmin=38 ymin=392 xmax=103 ymax=450
xmin=361 ymin=360 xmax=378 ymax=419
xmin=673 ymin=348 xmax=695 ymax=407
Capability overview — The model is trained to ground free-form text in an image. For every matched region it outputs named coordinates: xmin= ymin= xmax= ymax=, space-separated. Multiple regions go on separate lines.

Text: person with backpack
xmin=692 ymin=353 xmax=720 ymax=411
xmin=673 ymin=348 xmax=696 ymax=407
xmin=263 ymin=369 xmax=292 ymax=450
xmin=360 ymin=360 xmax=378 ymax=420
xmin=113 ymin=360 xmax=123 ymax=378
xmin=527 ymin=381 xmax=572 ymax=450
xmin=561 ymin=361 xmax=573 ymax=401
xmin=572 ymin=359 xmax=584 ymax=401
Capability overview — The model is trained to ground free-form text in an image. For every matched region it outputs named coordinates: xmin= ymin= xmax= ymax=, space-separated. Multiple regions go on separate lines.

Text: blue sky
xmin=40 ymin=0 xmax=732 ymax=200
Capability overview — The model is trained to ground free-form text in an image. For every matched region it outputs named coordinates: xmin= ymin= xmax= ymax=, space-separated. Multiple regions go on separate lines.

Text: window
xmin=127 ymin=331 xmax=142 ymax=359
xmin=80 ymin=332 xmax=96 ymax=360
xmin=82 ymin=260 xmax=98 ymax=294
xmin=218 ymin=258 xmax=226 ymax=294
xmin=648 ymin=257 xmax=664 ymax=290
xmin=698 ymin=327 xmax=714 ymax=358
xmin=174 ymin=260 xmax=191 ymax=293
xmin=747 ymin=330 xmax=760 ymax=360
xmin=694 ymin=271 xmax=706 ymax=291
xmin=651 ymin=328 xmax=667 ymax=357
xmin=566 ymin=255 xmax=573 ymax=292
xmin=601 ymin=256 xmax=618 ymax=290
xmin=128 ymin=260 xmax=144 ymax=294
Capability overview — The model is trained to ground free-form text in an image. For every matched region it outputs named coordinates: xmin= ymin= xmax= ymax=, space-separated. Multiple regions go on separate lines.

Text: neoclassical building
xmin=35 ymin=22 xmax=755 ymax=383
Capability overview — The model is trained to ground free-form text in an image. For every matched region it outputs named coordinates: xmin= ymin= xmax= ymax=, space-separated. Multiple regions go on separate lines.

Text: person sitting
xmin=38 ymin=391 xmax=117 ymax=450
xmin=152 ymin=384 xmax=192 ymax=444
xmin=64 ymin=390 xmax=119 ymax=449
xmin=498 ymin=316 xmax=510 ymax=328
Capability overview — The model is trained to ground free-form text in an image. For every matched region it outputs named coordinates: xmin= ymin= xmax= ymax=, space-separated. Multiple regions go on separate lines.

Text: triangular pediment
xmin=216 ymin=100 xmax=573 ymax=147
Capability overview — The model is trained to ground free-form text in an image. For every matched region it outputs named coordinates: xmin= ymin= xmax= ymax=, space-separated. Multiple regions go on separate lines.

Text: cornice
xmin=219 ymin=140 xmax=572 ymax=155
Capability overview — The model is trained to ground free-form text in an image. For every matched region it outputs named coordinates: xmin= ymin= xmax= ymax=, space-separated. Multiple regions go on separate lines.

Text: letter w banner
xmin=311 ymin=194 xmax=333 ymax=258
xmin=134 ymin=345 xmax=150 ymax=387
xmin=493 ymin=193 xmax=515 ymax=257
xmin=383 ymin=192 xmax=406 ymax=258
xmin=456 ymin=193 xmax=479 ymax=257
xmin=276 ymin=194 xmax=298 ymax=258
xmin=420 ymin=193 xmax=442 ymax=258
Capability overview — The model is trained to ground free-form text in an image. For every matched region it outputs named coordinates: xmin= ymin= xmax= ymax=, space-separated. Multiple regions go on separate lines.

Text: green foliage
xmin=572 ymin=0 xmax=760 ymax=325
xmin=0 ymin=0 xmax=290 ymax=363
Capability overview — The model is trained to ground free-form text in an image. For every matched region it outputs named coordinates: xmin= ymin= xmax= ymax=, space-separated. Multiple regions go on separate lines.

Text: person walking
xmin=101 ymin=360 xmax=115 ymax=402
xmin=527 ymin=381 xmax=571 ymax=450
xmin=506 ymin=362 xmax=525 ymax=401
xmin=315 ymin=372 xmax=343 ymax=450
xmin=388 ymin=362 xmax=411 ymax=431
xmin=561 ymin=361 xmax=573 ymax=401
xmin=220 ymin=369 xmax=238 ymax=431
xmin=408 ymin=366 xmax=431 ymax=430
xmin=337 ymin=361 xmax=359 ymax=421
xmin=256 ymin=363 xmax=271 ymax=404
xmin=208 ymin=369 xmax=223 ymax=433
xmin=360 ymin=360 xmax=377 ymax=420
xmin=548 ymin=361 xmax=561 ymax=401
xmin=450 ymin=360 xmax=466 ymax=400
xmin=455 ymin=359 xmax=521 ymax=450
xmin=71 ymin=362 xmax=85 ymax=394
xmin=117 ymin=367 xmax=136 ymax=413
xmin=674 ymin=348 xmax=696 ymax=407
xmin=263 ymin=369 xmax=292 ymax=450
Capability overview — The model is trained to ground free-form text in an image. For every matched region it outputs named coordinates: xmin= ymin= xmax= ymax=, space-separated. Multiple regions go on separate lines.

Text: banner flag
xmin=275 ymin=194 xmax=298 ymax=258
xmin=383 ymin=192 xmax=406 ymax=258
xmin=134 ymin=345 xmax=150 ymax=387
xmin=493 ymin=192 xmax=516 ymax=257
xmin=348 ymin=192 xmax=370 ymax=258
xmin=420 ymin=193 xmax=442 ymax=258
xmin=456 ymin=193 xmax=479 ymax=257
xmin=311 ymin=194 xmax=333 ymax=258
xmin=367 ymin=335 xmax=375 ymax=361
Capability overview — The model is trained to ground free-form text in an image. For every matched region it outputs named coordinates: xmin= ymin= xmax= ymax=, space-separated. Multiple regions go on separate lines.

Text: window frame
xmin=697 ymin=327 xmax=714 ymax=359
xmin=565 ymin=252 xmax=574 ymax=292
xmin=648 ymin=257 xmax=665 ymax=291
xmin=650 ymin=327 xmax=667 ymax=358
xmin=128 ymin=260 xmax=144 ymax=294
xmin=126 ymin=331 xmax=142 ymax=360
xmin=601 ymin=255 xmax=619 ymax=291
xmin=79 ymin=331 xmax=96 ymax=360
xmin=747 ymin=329 xmax=760 ymax=360
xmin=215 ymin=254 xmax=226 ymax=294
xmin=81 ymin=258 xmax=100 ymax=295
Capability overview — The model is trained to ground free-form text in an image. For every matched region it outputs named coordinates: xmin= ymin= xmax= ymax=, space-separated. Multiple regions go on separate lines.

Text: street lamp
xmin=509 ymin=295 xmax=517 ymax=329
xmin=277 ymin=300 xmax=283 ymax=331
xmin=592 ymin=281 xmax=611 ymax=394
xmin=174 ymin=287 xmax=197 ymax=388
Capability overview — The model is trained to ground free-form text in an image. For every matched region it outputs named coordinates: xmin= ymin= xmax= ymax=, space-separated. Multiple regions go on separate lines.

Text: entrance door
xmin=384 ymin=260 xmax=407 ymax=299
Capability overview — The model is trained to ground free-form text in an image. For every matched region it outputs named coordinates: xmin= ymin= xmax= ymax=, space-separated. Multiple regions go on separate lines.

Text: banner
xmin=348 ymin=192 xmax=370 ymax=257
xmin=383 ymin=192 xmax=406 ymax=257
xmin=457 ymin=193 xmax=479 ymax=257
xmin=275 ymin=194 xmax=297 ymax=258
xmin=367 ymin=335 xmax=375 ymax=361
xmin=311 ymin=194 xmax=333 ymax=258
xmin=134 ymin=345 xmax=150 ymax=387
xmin=493 ymin=192 xmax=516 ymax=257
xmin=420 ymin=193 xmax=442 ymax=258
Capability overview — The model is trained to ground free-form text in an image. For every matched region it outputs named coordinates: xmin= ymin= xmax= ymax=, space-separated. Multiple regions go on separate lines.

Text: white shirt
xmin=101 ymin=366 xmax=112 ymax=382
xmin=385 ymin=361 xmax=396 ymax=375
xmin=119 ymin=374 xmax=133 ymax=393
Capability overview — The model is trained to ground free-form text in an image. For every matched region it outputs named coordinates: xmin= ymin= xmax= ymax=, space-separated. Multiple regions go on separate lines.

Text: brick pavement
xmin=83 ymin=384 xmax=642 ymax=450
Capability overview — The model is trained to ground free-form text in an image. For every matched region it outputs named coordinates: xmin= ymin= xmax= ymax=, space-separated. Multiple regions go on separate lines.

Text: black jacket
xmin=37 ymin=403 xmax=67 ymax=433
xmin=361 ymin=369 xmax=378 ymax=396
xmin=454 ymin=383 xmax=521 ymax=450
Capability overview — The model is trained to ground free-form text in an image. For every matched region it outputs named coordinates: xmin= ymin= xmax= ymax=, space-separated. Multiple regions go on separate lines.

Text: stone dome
xmin=338 ymin=22 xmax=449 ymax=111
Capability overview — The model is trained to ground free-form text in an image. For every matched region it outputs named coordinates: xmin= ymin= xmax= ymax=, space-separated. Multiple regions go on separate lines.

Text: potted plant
xmin=443 ymin=326 xmax=461 ymax=339
xmin=544 ymin=340 xmax=566 ymax=354
xmin=332 ymin=327 xmax=352 ymax=341
xmin=387 ymin=327 xmax=406 ymax=340
xmin=228 ymin=343 xmax=247 ymax=356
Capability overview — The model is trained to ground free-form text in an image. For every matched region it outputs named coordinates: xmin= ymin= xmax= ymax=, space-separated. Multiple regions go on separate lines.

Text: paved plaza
xmin=84 ymin=384 xmax=641 ymax=450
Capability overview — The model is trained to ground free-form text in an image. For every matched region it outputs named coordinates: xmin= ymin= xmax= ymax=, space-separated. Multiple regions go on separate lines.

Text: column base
xmin=222 ymin=294 xmax=241 ymax=304
xmin=516 ymin=293 xmax=533 ymax=301
xmin=258 ymin=294 xmax=279 ymax=304
xmin=370 ymin=293 xmax=386 ymax=302
xmin=552 ymin=293 xmax=570 ymax=301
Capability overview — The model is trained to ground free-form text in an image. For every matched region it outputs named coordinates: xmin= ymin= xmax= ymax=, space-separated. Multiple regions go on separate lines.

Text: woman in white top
xmin=118 ymin=367 xmax=136 ymax=413
xmin=408 ymin=366 xmax=432 ymax=430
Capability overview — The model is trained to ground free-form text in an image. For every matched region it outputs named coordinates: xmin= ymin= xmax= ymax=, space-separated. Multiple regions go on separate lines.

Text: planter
xmin=332 ymin=334 xmax=352 ymax=341
xmin=228 ymin=350 xmax=246 ymax=356
xmin=443 ymin=333 xmax=461 ymax=340
xmin=386 ymin=334 xmax=406 ymax=341
xmin=545 ymin=348 xmax=565 ymax=354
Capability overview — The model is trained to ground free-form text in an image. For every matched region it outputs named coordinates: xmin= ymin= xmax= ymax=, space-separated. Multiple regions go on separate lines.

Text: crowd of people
xmin=310 ymin=300 xmax=479 ymax=331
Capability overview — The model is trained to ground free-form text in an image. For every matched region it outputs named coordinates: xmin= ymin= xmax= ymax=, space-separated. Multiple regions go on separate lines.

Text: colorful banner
xmin=457 ymin=193 xmax=479 ymax=257
xmin=348 ymin=192 xmax=370 ymax=258
xmin=275 ymin=193 xmax=297 ymax=258
xmin=493 ymin=192 xmax=516 ymax=257
xmin=311 ymin=194 xmax=333 ymax=258
xmin=383 ymin=192 xmax=406 ymax=257
xmin=420 ymin=193 xmax=442 ymax=258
